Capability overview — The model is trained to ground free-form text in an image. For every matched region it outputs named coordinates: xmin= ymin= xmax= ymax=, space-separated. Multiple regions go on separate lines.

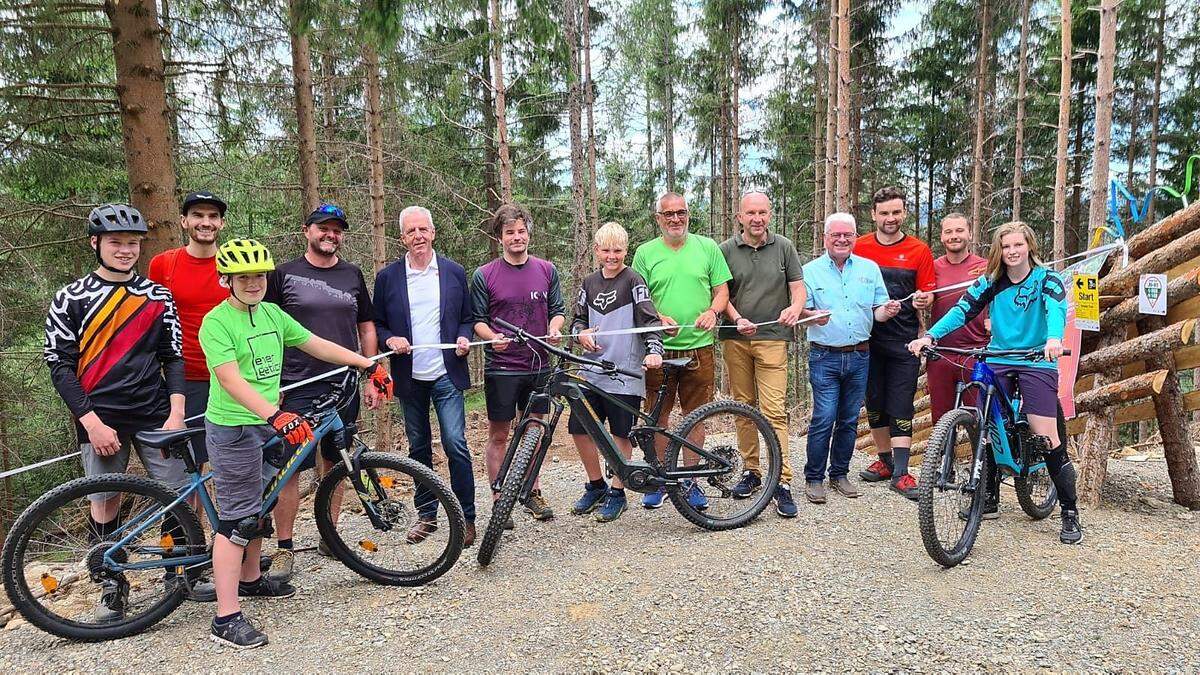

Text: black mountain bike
xmin=477 ymin=318 xmax=781 ymax=566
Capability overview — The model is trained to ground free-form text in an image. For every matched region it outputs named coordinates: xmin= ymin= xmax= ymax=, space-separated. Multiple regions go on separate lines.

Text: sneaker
xmin=804 ymin=480 xmax=827 ymax=504
xmin=186 ymin=577 xmax=217 ymax=602
xmin=859 ymin=459 xmax=893 ymax=482
xmin=829 ymin=476 xmax=861 ymax=498
xmin=890 ymin=474 xmax=919 ymax=501
xmin=265 ymin=549 xmax=294 ymax=583
xmin=774 ymin=485 xmax=798 ymax=518
xmin=684 ymin=480 xmax=709 ymax=511
xmin=210 ymin=614 xmax=268 ymax=649
xmin=524 ymin=490 xmax=555 ymax=521
xmin=594 ymin=489 xmax=628 ymax=523
xmin=570 ymin=482 xmax=609 ymax=515
xmin=1059 ymin=509 xmax=1084 ymax=545
xmin=642 ymin=486 xmax=667 ymax=509
xmin=238 ymin=575 xmax=296 ymax=599
xmin=94 ymin=577 xmax=127 ymax=623
xmin=959 ymin=502 xmax=1001 ymax=521
xmin=731 ymin=471 xmax=762 ymax=499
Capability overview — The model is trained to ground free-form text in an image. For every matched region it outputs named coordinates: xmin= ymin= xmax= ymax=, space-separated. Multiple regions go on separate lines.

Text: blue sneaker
xmin=685 ymin=480 xmax=709 ymax=511
xmin=642 ymin=486 xmax=667 ymax=509
xmin=570 ymin=482 xmax=608 ymax=515
xmin=774 ymin=485 xmax=798 ymax=518
xmin=731 ymin=471 xmax=762 ymax=499
xmin=594 ymin=489 xmax=627 ymax=523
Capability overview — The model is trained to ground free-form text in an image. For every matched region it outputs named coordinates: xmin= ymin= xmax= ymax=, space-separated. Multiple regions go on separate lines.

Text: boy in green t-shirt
xmin=200 ymin=239 xmax=393 ymax=649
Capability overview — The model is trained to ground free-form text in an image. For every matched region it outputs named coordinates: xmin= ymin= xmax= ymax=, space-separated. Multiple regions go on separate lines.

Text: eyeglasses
xmin=315 ymin=203 xmax=345 ymax=218
xmin=657 ymin=209 xmax=689 ymax=220
xmin=826 ymin=232 xmax=856 ymax=240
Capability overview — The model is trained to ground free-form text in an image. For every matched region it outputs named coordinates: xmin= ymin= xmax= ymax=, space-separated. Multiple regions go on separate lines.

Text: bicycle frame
xmin=951 ymin=359 xmax=1048 ymax=489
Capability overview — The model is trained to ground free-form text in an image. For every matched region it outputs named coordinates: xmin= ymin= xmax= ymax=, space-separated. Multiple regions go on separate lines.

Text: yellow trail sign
xmin=1074 ymin=273 xmax=1099 ymax=331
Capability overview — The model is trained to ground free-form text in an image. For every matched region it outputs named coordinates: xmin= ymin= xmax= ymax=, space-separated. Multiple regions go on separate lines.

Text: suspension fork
xmin=335 ymin=425 xmax=392 ymax=531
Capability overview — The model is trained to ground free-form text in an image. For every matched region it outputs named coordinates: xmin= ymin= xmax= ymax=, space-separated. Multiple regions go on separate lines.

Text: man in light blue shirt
xmin=801 ymin=213 xmax=900 ymax=504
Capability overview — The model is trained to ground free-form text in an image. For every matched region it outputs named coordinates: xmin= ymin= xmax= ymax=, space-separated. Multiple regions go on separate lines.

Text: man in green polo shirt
xmin=719 ymin=192 xmax=807 ymax=518
xmin=632 ymin=191 xmax=732 ymax=510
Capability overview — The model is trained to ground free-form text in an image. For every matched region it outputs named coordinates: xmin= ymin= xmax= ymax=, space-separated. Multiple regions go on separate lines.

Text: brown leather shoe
xmin=463 ymin=522 xmax=476 ymax=548
xmin=406 ymin=517 xmax=438 ymax=544
xmin=805 ymin=480 xmax=827 ymax=504
xmin=829 ymin=476 xmax=862 ymax=498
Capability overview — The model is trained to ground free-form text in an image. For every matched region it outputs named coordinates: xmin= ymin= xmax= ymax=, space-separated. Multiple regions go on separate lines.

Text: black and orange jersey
xmin=854 ymin=232 xmax=935 ymax=342
xmin=44 ymin=273 xmax=184 ymax=436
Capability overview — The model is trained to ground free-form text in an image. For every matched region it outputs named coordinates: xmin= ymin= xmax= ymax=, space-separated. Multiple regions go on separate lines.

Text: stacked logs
xmin=851 ymin=199 xmax=1200 ymax=508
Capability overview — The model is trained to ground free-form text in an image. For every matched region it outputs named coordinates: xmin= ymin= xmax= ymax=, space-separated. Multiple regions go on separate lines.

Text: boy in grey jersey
xmin=569 ymin=222 xmax=663 ymax=522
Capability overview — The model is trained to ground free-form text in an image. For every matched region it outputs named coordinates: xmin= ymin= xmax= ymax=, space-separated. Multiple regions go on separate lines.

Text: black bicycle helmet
xmin=87 ymin=203 xmax=148 ymax=236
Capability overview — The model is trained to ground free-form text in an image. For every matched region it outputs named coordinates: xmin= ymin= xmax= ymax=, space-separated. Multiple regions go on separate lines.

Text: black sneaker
xmin=238 ymin=575 xmax=296 ymax=599
xmin=1059 ymin=509 xmax=1083 ymax=545
xmin=731 ymin=471 xmax=762 ymax=499
xmin=94 ymin=577 xmax=127 ymax=623
xmin=210 ymin=614 xmax=268 ymax=649
xmin=774 ymin=485 xmax=798 ymax=518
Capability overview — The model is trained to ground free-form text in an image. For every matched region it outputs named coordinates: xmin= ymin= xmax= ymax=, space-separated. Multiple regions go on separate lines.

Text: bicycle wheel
xmin=314 ymin=452 xmax=464 ymax=586
xmin=917 ymin=408 xmax=985 ymax=568
xmin=2 ymin=474 xmax=205 ymax=641
xmin=663 ymin=400 xmax=781 ymax=530
xmin=477 ymin=426 xmax=541 ymax=567
xmin=1015 ymin=408 xmax=1064 ymax=520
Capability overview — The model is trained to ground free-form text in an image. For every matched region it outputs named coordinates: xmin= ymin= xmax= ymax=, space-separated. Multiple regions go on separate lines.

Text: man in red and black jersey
xmin=854 ymin=187 xmax=935 ymax=499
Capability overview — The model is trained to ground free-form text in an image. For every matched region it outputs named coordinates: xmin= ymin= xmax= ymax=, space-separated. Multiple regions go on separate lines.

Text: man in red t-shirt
xmin=148 ymin=191 xmax=229 ymax=467
xmin=854 ymin=186 xmax=935 ymax=499
xmin=928 ymin=213 xmax=989 ymax=422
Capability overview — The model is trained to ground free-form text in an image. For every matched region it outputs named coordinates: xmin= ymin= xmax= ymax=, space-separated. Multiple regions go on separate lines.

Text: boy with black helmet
xmin=44 ymin=203 xmax=199 ymax=621
xmin=199 ymin=238 xmax=393 ymax=649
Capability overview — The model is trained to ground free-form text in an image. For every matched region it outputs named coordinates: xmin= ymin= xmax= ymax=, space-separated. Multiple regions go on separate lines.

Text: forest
xmin=2 ymin=0 xmax=1199 ymax=521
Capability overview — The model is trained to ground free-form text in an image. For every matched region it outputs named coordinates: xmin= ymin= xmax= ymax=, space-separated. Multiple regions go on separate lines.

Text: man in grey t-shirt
xmin=720 ymin=192 xmax=807 ymax=518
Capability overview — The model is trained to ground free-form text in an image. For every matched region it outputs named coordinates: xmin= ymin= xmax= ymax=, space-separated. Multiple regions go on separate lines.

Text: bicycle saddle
xmin=135 ymin=428 xmax=205 ymax=450
xmin=662 ymin=357 xmax=693 ymax=370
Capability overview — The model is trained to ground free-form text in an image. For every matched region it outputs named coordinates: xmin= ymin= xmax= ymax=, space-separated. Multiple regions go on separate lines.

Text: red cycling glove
xmin=267 ymin=410 xmax=314 ymax=448
xmin=366 ymin=362 xmax=394 ymax=400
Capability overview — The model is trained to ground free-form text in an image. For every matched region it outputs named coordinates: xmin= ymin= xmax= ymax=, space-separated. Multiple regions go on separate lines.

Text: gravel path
xmin=2 ymin=440 xmax=1197 ymax=673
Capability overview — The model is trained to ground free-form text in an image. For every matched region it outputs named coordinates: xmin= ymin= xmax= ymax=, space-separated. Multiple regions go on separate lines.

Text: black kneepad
xmin=890 ymin=418 xmax=913 ymax=437
xmin=219 ymin=515 xmax=275 ymax=547
xmin=867 ymin=409 xmax=889 ymax=429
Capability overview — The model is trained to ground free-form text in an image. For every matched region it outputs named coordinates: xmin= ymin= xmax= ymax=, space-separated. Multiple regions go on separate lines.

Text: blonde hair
xmin=986 ymin=221 xmax=1044 ymax=281
xmin=594 ymin=221 xmax=628 ymax=249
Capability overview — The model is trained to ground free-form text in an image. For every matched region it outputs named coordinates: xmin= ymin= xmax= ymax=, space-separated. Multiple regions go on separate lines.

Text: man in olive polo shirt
xmin=720 ymin=192 xmax=807 ymax=518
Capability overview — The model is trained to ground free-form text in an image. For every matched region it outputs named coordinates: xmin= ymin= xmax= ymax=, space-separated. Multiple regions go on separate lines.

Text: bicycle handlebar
xmin=492 ymin=317 xmax=644 ymax=380
xmin=920 ymin=344 xmax=1072 ymax=360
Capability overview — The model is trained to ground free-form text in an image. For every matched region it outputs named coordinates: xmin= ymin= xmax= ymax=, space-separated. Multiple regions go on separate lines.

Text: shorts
xmin=567 ymin=390 xmax=642 ymax=439
xmin=484 ymin=371 xmax=551 ymax=422
xmin=643 ymin=345 xmax=715 ymax=417
xmin=991 ymin=364 xmax=1060 ymax=418
xmin=81 ymin=435 xmax=189 ymax=503
xmin=275 ymin=380 xmax=360 ymax=470
xmin=865 ymin=339 xmax=921 ymax=428
xmin=206 ymin=421 xmax=274 ymax=520
xmin=183 ymin=379 xmax=210 ymax=465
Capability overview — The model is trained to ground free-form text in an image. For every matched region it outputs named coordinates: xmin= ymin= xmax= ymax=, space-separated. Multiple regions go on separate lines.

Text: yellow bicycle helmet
xmin=216 ymin=238 xmax=275 ymax=275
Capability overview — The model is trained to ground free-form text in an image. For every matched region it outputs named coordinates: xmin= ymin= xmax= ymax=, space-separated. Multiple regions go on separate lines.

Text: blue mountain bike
xmin=916 ymin=345 xmax=1070 ymax=568
xmin=2 ymin=374 xmax=464 ymax=641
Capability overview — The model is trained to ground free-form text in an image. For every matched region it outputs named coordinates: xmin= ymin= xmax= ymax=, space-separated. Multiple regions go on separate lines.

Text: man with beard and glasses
xmin=261 ymin=203 xmax=380 ymax=582
xmin=149 ymin=192 xmax=230 ymax=471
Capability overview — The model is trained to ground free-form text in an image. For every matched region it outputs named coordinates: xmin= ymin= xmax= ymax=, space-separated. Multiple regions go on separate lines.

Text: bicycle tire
xmin=2 ymin=473 xmax=204 ymax=642
xmin=664 ymin=400 xmax=781 ymax=531
xmin=1015 ymin=407 xmax=1066 ymax=520
xmin=314 ymin=452 xmax=465 ymax=586
xmin=477 ymin=426 xmax=541 ymax=567
xmin=917 ymin=409 xmax=985 ymax=568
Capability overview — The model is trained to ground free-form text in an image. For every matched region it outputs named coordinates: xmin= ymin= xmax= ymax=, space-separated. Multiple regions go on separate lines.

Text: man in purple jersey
xmin=472 ymin=203 xmax=566 ymax=525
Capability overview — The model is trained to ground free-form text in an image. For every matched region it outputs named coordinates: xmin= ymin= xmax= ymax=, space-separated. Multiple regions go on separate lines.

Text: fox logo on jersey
xmin=592 ymin=290 xmax=618 ymax=311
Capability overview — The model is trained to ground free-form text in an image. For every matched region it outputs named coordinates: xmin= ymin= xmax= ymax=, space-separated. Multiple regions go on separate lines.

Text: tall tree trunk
xmin=661 ymin=4 xmax=676 ymax=192
xmin=288 ymin=0 xmax=320 ymax=214
xmin=969 ymin=0 xmax=991 ymax=243
xmin=566 ymin=0 xmax=589 ymax=288
xmin=489 ymin=0 xmax=513 ymax=201
xmin=480 ymin=43 xmax=501 ymax=257
xmin=1068 ymin=80 xmax=1086 ymax=256
xmin=1146 ymin=0 xmax=1166 ymax=224
xmin=835 ymin=0 xmax=851 ymax=212
xmin=824 ymin=0 xmax=837 ymax=220
xmin=813 ymin=31 xmax=826 ymax=255
xmin=321 ymin=50 xmax=337 ymax=140
xmin=363 ymin=41 xmax=390 ymax=452
xmin=104 ymin=0 xmax=178 ymax=264
xmin=1012 ymin=0 xmax=1032 ymax=221
xmin=912 ymin=151 xmax=921 ymax=228
xmin=927 ymin=84 xmax=935 ymax=240
xmin=583 ymin=0 xmax=598 ymax=226
xmin=645 ymin=77 xmax=654 ymax=193
xmin=1077 ymin=0 xmax=1121 ymax=505
xmin=729 ymin=19 xmax=740 ymax=230
xmin=160 ymin=0 xmax=180 ymax=163
xmin=1052 ymin=0 xmax=1073 ymax=265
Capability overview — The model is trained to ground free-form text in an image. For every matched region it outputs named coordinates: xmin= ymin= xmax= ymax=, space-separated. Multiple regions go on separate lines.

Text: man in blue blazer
xmin=374 ymin=205 xmax=477 ymax=546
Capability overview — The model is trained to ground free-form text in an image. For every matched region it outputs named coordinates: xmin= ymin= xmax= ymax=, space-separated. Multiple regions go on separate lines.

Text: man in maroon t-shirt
xmin=927 ymin=212 xmax=989 ymax=422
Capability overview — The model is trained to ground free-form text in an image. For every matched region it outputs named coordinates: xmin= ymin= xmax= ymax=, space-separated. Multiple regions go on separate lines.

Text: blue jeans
xmin=805 ymin=349 xmax=870 ymax=481
xmin=402 ymin=375 xmax=476 ymax=522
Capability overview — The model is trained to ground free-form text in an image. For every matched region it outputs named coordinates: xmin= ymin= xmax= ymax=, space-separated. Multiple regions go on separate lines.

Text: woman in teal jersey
xmin=908 ymin=222 xmax=1082 ymax=545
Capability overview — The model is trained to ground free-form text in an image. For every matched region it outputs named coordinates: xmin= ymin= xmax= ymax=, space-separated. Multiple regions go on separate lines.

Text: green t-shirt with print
xmin=632 ymin=233 xmax=733 ymax=350
xmin=200 ymin=300 xmax=312 ymax=426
